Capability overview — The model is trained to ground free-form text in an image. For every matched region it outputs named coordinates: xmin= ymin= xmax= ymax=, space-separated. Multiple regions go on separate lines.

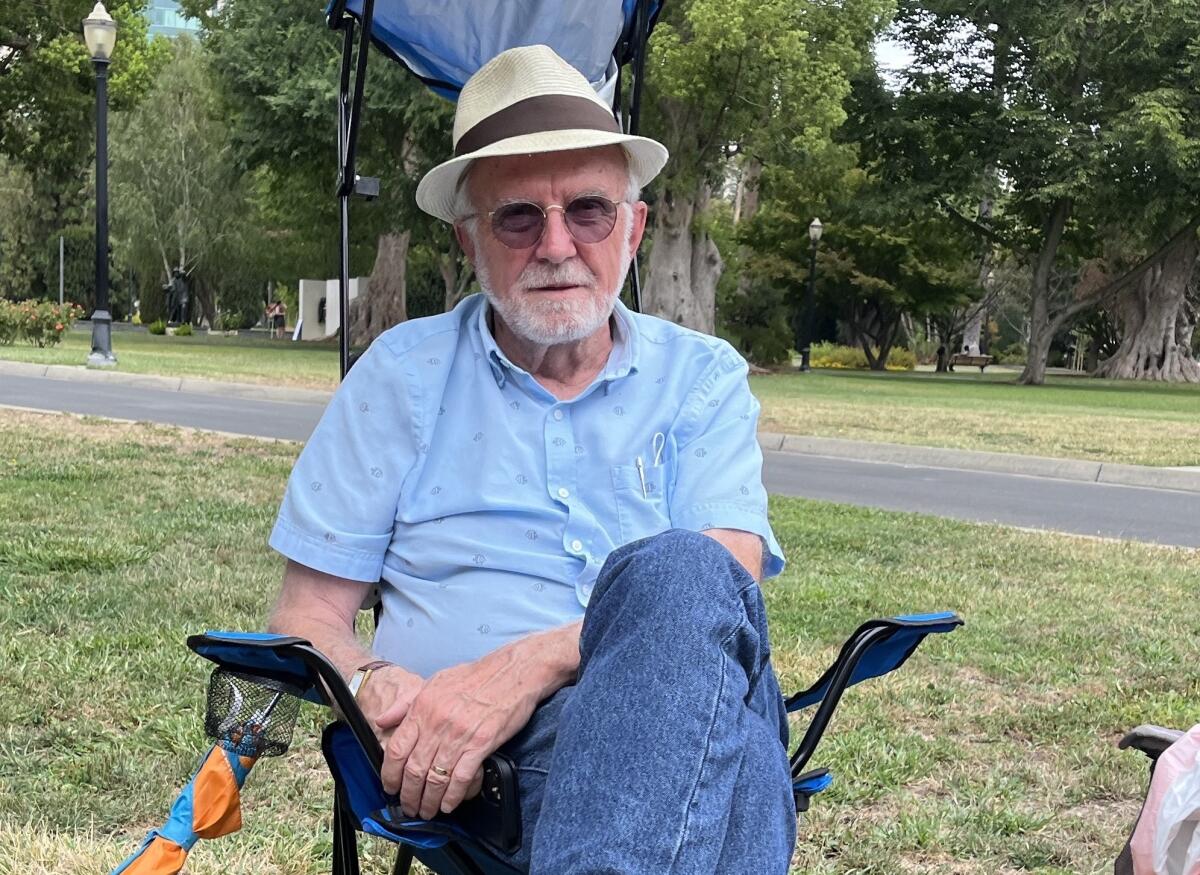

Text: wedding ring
xmin=431 ymin=764 xmax=450 ymax=778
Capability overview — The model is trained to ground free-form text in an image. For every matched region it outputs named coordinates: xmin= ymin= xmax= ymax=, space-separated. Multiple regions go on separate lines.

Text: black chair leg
xmin=392 ymin=846 xmax=414 ymax=875
xmin=332 ymin=794 xmax=361 ymax=875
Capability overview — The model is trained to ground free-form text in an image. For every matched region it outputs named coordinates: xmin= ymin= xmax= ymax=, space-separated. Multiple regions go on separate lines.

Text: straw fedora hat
xmin=416 ymin=44 xmax=669 ymax=223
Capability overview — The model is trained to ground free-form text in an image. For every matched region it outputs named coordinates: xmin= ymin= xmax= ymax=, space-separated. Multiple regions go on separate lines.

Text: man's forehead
xmin=468 ymin=147 xmax=629 ymax=200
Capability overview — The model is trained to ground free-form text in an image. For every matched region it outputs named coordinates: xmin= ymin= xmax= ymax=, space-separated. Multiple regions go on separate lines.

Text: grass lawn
xmin=3 ymin=410 xmax=1197 ymax=873
xmin=0 ymin=328 xmax=340 ymax=390
xmin=752 ymin=368 xmax=1200 ymax=467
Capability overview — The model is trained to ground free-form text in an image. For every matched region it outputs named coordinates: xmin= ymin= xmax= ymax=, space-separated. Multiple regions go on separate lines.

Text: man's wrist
xmin=349 ymin=659 xmax=393 ymax=700
xmin=513 ymin=622 xmax=581 ymax=695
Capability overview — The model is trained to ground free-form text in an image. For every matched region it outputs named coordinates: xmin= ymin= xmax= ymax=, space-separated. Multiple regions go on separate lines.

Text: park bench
xmin=950 ymin=353 xmax=994 ymax=372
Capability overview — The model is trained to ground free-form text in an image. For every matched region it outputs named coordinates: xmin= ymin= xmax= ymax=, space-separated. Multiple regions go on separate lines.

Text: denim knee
xmin=581 ymin=529 xmax=770 ymax=682
xmin=590 ymin=528 xmax=754 ymax=616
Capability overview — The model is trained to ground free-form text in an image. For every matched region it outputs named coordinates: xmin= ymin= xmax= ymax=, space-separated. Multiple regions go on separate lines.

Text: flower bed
xmin=0 ymin=300 xmax=85 ymax=348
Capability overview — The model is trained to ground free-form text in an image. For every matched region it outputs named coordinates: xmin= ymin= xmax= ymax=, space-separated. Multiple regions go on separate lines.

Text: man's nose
xmin=534 ymin=207 xmax=577 ymax=263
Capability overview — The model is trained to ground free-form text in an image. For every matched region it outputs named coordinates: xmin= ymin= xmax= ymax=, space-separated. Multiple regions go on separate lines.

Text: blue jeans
xmin=496 ymin=529 xmax=796 ymax=874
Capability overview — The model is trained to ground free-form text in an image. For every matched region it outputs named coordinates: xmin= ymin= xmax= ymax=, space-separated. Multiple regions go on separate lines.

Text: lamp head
xmin=83 ymin=2 xmax=117 ymax=62
xmin=808 ymin=217 xmax=824 ymax=244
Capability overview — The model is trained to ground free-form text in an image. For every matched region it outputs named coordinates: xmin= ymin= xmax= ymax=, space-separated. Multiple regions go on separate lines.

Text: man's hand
xmin=376 ymin=623 xmax=580 ymax=820
xmin=354 ymin=664 xmax=425 ymax=741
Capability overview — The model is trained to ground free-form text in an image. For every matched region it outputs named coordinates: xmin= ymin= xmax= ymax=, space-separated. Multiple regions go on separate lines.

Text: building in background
xmin=145 ymin=0 xmax=200 ymax=38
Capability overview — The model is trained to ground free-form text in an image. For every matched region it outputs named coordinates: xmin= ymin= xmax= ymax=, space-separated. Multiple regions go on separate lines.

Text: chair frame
xmin=189 ymin=612 xmax=962 ymax=875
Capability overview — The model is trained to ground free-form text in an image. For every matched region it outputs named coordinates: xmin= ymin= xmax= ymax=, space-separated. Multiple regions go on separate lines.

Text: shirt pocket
xmin=610 ymin=464 xmax=671 ymax=545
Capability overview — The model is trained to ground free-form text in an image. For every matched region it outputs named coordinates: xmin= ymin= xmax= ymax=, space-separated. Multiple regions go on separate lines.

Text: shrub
xmin=992 ymin=341 xmax=1027 ymax=365
xmin=0 ymin=300 xmax=19 ymax=345
xmin=810 ymin=341 xmax=867 ymax=369
xmin=173 ymin=322 xmax=193 ymax=337
xmin=216 ymin=310 xmax=245 ymax=332
xmin=9 ymin=300 xmax=84 ymax=348
xmin=887 ymin=347 xmax=918 ymax=370
xmin=148 ymin=319 xmax=167 ymax=335
xmin=810 ymin=342 xmax=916 ymax=371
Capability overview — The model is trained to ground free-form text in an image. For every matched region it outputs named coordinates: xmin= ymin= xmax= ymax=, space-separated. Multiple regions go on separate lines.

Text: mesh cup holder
xmin=204 ymin=668 xmax=302 ymax=758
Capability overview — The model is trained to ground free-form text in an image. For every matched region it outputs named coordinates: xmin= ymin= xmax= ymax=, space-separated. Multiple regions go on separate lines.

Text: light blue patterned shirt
xmin=269 ymin=294 xmax=784 ymax=677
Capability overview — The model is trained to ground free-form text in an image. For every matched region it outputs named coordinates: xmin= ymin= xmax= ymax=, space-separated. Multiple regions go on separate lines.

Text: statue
xmin=165 ymin=269 xmax=190 ymax=324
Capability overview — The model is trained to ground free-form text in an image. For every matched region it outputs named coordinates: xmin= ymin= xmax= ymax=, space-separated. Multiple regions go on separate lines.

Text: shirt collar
xmin=474 ymin=294 xmax=641 ymax=389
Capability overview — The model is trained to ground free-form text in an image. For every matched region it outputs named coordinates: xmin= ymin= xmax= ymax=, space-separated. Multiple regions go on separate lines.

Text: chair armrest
xmin=1119 ymin=724 xmax=1185 ymax=763
xmin=785 ymin=613 xmax=963 ymax=777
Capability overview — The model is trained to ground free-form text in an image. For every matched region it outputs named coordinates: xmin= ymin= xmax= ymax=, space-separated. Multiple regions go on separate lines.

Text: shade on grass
xmin=1 ymin=409 xmax=1197 ymax=873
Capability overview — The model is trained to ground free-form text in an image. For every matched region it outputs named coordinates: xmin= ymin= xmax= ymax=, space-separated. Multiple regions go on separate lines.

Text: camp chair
xmin=1114 ymin=724 xmax=1187 ymax=875
xmin=111 ymin=613 xmax=961 ymax=874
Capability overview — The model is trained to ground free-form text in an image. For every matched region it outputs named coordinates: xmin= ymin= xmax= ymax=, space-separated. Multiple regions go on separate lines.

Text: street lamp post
xmin=799 ymin=217 xmax=823 ymax=372
xmin=83 ymin=2 xmax=117 ymax=367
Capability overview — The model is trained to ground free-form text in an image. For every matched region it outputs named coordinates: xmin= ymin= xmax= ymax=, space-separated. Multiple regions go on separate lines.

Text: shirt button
xmin=558 ymin=487 xmax=570 ymax=499
xmin=552 ymin=409 xmax=564 ymax=421
xmin=570 ymin=539 xmax=583 ymax=552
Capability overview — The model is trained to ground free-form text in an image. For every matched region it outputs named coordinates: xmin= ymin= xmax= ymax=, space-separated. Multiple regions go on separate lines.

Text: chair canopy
xmin=331 ymin=0 xmax=663 ymax=101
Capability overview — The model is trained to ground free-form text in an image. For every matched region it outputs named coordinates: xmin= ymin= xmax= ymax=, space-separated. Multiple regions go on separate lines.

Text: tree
xmin=639 ymin=0 xmax=890 ymax=333
xmin=0 ymin=156 xmax=38 ymax=298
xmin=1091 ymin=224 xmax=1200 ymax=382
xmin=735 ymin=65 xmax=980 ymax=370
xmin=110 ymin=37 xmax=252 ymax=326
xmin=889 ymin=0 xmax=1200 ymax=383
xmin=1083 ymin=2 xmax=1200 ymax=382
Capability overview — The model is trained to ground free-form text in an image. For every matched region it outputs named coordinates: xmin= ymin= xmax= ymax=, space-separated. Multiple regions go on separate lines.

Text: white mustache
xmin=513 ymin=261 xmax=596 ymax=291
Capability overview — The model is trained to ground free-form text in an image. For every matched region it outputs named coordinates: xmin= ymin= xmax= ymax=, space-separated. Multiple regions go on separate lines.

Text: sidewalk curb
xmin=759 ymin=432 xmax=1200 ymax=495
xmin=0 ymin=360 xmax=333 ymax=405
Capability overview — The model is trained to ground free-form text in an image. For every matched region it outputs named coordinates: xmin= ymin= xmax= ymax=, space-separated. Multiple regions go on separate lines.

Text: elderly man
xmin=267 ymin=45 xmax=794 ymax=873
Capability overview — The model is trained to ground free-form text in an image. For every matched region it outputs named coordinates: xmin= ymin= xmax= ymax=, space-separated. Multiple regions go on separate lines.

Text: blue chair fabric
xmin=329 ymin=0 xmax=663 ymax=99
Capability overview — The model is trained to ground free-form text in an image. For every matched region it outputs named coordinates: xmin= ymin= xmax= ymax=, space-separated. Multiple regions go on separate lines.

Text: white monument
xmin=298 ymin=277 xmax=366 ymax=341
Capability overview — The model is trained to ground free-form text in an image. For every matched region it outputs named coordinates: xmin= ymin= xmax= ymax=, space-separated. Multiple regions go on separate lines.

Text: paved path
xmin=762 ymin=452 xmax=1200 ymax=548
xmin=4 ymin=372 xmax=1198 ymax=548
xmin=0 ymin=373 xmax=323 ymax=441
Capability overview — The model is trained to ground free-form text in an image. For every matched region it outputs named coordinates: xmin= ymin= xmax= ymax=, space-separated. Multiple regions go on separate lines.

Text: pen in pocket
xmin=635 ymin=456 xmax=648 ymax=498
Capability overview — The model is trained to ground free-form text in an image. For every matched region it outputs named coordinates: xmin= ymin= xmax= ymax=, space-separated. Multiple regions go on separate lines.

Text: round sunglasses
xmin=472 ymin=195 xmax=626 ymax=250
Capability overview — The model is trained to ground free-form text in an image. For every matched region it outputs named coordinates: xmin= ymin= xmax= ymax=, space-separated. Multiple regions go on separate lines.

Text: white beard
xmin=474 ymin=211 xmax=634 ymax=346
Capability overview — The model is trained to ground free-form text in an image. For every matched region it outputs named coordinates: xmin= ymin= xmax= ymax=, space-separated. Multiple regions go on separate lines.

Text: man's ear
xmin=454 ymin=222 xmax=476 ymax=262
xmin=627 ymin=201 xmax=649 ymax=259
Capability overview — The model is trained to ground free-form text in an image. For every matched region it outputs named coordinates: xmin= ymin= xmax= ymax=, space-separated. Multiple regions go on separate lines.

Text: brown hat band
xmin=454 ymin=94 xmax=621 ymax=158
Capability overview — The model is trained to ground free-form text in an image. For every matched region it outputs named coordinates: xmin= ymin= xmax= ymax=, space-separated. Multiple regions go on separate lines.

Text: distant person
xmin=267 ymin=301 xmax=287 ymax=339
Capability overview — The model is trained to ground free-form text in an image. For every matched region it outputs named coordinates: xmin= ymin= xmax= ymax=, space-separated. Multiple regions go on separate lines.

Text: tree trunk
xmin=1018 ymin=198 xmax=1073 ymax=385
xmin=860 ymin=319 xmax=898 ymax=370
xmin=349 ymin=231 xmax=409 ymax=345
xmin=1094 ymin=235 xmax=1200 ymax=382
xmin=192 ymin=274 xmax=215 ymax=328
xmin=733 ymin=158 xmax=762 ymax=299
xmin=438 ymin=232 xmax=473 ymax=313
xmin=642 ymin=183 xmax=723 ymax=334
xmin=1022 ymin=302 xmax=1054 ymax=385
